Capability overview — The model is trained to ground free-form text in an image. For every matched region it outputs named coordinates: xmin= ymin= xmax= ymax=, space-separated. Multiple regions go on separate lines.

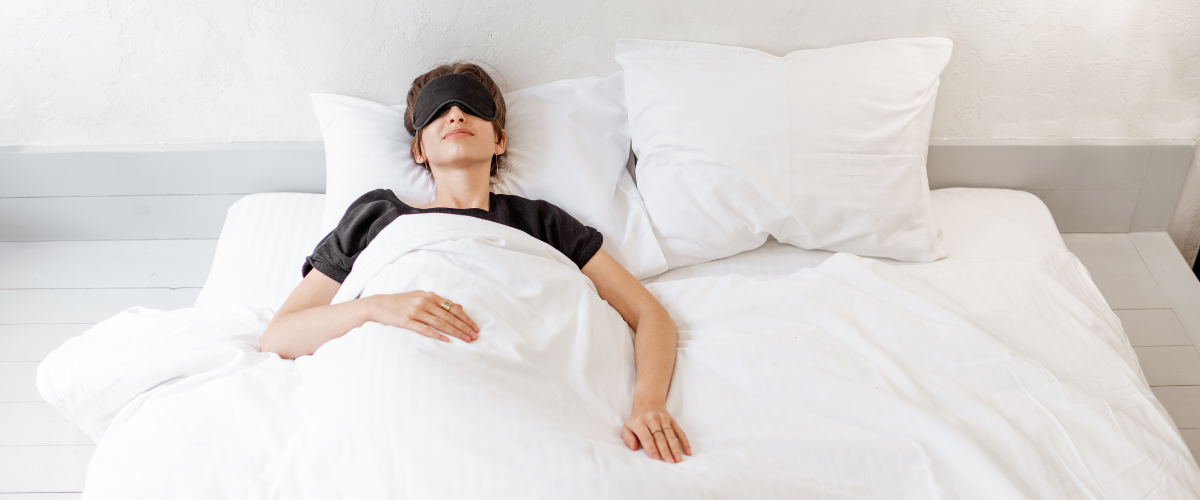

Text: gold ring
xmin=441 ymin=299 xmax=453 ymax=311
xmin=651 ymin=429 xmax=664 ymax=435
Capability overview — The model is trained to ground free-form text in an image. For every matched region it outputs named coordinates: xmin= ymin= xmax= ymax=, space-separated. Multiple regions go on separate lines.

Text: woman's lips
xmin=443 ymin=129 xmax=474 ymax=139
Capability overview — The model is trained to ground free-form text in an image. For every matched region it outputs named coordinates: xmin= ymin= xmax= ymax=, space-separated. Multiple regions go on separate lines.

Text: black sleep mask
xmin=411 ymin=73 xmax=497 ymax=131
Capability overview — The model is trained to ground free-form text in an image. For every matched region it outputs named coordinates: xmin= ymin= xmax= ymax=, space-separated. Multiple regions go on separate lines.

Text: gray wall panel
xmin=926 ymin=144 xmax=1150 ymax=190
xmin=1131 ymin=145 xmax=1197 ymax=231
xmin=0 ymin=140 xmax=1193 ymax=241
xmin=0 ymin=143 xmax=325 ymax=197
xmin=927 ymin=139 xmax=1193 ymax=233
xmin=1027 ymin=189 xmax=1141 ymax=233
xmin=0 ymin=195 xmax=243 ymax=241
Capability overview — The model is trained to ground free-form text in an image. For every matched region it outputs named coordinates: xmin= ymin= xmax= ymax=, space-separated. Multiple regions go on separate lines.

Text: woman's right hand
xmin=363 ymin=291 xmax=480 ymax=343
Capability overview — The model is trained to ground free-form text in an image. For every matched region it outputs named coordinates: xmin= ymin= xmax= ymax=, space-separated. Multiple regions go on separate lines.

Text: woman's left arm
xmin=582 ymin=249 xmax=692 ymax=464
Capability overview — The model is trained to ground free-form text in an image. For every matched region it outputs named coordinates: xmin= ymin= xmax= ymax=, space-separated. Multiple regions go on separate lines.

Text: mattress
xmin=197 ymin=187 xmax=1067 ymax=308
xmin=645 ymin=187 xmax=1066 ymax=283
xmin=195 ymin=193 xmax=326 ymax=310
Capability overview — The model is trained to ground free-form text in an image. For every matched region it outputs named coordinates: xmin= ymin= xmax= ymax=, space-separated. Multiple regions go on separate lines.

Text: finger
xmin=630 ymin=423 xmax=659 ymax=460
xmin=663 ymin=427 xmax=684 ymax=463
xmin=652 ymin=428 xmax=674 ymax=463
xmin=451 ymin=304 xmax=479 ymax=333
xmin=419 ymin=311 xmax=473 ymax=342
xmin=405 ymin=319 xmax=448 ymax=342
xmin=672 ymin=418 xmax=692 ymax=456
xmin=427 ymin=305 xmax=476 ymax=340
xmin=649 ymin=414 xmax=677 ymax=463
xmin=420 ymin=293 xmax=475 ymax=339
xmin=621 ymin=425 xmax=638 ymax=451
xmin=422 ymin=292 xmax=477 ymax=333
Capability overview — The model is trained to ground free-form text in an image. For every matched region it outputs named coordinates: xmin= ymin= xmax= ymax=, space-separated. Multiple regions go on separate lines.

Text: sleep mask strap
xmin=412 ymin=73 xmax=497 ymax=131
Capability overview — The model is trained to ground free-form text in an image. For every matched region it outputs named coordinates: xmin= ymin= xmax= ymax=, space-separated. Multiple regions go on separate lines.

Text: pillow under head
xmin=312 ymin=94 xmax=434 ymax=235
xmin=310 ymin=72 xmax=667 ymax=279
xmin=616 ymin=37 xmax=953 ymax=267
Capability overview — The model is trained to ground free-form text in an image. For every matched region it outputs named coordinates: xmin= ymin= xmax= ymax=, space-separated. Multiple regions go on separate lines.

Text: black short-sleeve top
xmin=302 ymin=189 xmax=604 ymax=284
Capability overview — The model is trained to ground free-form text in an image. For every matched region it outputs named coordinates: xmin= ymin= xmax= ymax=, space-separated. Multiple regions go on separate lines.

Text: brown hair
xmin=405 ymin=62 xmax=507 ymax=180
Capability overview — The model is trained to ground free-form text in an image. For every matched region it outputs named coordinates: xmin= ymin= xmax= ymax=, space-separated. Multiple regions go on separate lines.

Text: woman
xmin=260 ymin=63 xmax=691 ymax=464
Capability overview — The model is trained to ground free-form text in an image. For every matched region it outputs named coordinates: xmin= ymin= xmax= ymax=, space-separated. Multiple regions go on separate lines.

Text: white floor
xmin=0 ymin=239 xmax=216 ymax=497
xmin=1 ymin=233 xmax=1198 ymax=495
xmin=1061 ymin=233 xmax=1200 ymax=457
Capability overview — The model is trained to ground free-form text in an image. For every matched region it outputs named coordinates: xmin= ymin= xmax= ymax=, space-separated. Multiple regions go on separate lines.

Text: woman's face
xmin=414 ymin=105 xmax=505 ymax=173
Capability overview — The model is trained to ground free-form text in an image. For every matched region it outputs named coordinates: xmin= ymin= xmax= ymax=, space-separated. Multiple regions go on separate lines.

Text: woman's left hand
xmin=622 ymin=402 xmax=692 ymax=463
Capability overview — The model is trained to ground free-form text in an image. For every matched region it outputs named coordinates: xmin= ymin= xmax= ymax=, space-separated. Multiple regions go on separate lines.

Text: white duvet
xmin=39 ymin=213 xmax=1200 ymax=499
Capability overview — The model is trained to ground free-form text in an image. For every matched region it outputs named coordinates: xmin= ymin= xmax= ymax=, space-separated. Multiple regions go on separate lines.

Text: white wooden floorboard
xmin=0 ymin=325 xmax=90 ymax=362
xmin=0 ymin=363 xmax=40 ymax=403
xmin=1152 ymin=386 xmax=1200 ymax=429
xmin=0 ymin=288 xmax=200 ymax=324
xmin=1130 ymin=232 xmax=1200 ymax=347
xmin=1061 ymin=234 xmax=1151 ymax=275
xmin=1091 ymin=274 xmax=1171 ymax=309
xmin=1180 ymin=429 xmax=1200 ymax=464
xmin=0 ymin=240 xmax=217 ymax=289
xmin=0 ymin=446 xmax=92 ymax=493
xmin=0 ymin=403 xmax=91 ymax=446
xmin=0 ymin=239 xmax=218 ymax=496
xmin=1133 ymin=346 xmax=1200 ymax=386
xmin=1114 ymin=309 xmax=1193 ymax=347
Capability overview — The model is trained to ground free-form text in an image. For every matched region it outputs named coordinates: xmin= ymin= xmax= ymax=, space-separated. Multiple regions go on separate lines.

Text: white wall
xmin=4 ymin=0 xmax=1200 ymax=262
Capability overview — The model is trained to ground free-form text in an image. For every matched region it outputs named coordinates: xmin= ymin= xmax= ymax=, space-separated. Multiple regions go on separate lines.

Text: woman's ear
xmin=495 ymin=130 xmax=507 ymax=155
xmin=411 ymin=134 xmax=426 ymax=163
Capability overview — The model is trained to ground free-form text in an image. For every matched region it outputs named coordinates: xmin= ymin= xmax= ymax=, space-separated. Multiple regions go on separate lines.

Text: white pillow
xmin=310 ymin=72 xmax=667 ymax=278
xmin=492 ymin=73 xmax=665 ymax=278
xmin=616 ymin=37 xmax=953 ymax=268
xmin=312 ymin=94 xmax=435 ymax=234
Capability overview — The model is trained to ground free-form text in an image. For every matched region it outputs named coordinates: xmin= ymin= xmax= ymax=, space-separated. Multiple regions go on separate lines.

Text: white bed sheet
xmin=40 ymin=187 xmax=1200 ymax=498
xmin=197 ymin=187 xmax=1066 ymax=308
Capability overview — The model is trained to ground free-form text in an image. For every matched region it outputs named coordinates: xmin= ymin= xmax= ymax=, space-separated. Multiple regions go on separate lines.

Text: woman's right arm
xmin=260 ymin=269 xmax=480 ymax=360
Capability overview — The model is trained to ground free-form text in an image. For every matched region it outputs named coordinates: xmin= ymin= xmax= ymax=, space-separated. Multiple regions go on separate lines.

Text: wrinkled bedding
xmin=39 ymin=213 xmax=1200 ymax=499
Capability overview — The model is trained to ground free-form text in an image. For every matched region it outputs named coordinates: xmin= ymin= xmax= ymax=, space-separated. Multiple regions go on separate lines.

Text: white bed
xmin=35 ymin=186 xmax=1200 ymax=498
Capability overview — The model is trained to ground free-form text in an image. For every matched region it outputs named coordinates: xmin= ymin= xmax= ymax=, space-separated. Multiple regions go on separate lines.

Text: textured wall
xmin=3 ymin=0 xmax=1200 ymax=260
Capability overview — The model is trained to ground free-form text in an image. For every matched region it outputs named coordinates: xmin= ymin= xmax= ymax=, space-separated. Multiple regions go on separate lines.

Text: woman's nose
xmin=445 ymin=106 xmax=466 ymax=122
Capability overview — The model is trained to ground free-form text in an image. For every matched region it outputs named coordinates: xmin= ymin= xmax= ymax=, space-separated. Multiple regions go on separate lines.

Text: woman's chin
xmin=428 ymin=156 xmax=494 ymax=173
